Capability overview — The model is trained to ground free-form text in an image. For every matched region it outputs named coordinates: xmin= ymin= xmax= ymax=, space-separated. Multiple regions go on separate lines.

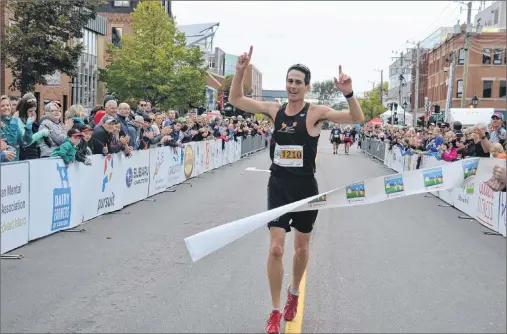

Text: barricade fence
xmin=359 ymin=138 xmax=506 ymax=238
xmin=1 ymin=136 xmax=267 ymax=255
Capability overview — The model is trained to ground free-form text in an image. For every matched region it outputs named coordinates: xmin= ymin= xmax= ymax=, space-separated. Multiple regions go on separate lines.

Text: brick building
xmin=425 ymin=29 xmax=506 ymax=112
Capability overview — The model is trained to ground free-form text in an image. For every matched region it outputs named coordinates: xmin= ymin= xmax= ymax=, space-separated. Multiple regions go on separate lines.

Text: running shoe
xmin=265 ymin=310 xmax=282 ymax=334
xmin=283 ymin=285 xmax=299 ymax=321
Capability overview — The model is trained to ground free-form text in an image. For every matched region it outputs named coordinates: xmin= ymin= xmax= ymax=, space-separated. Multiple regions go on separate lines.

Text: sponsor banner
xmin=499 ymin=192 xmax=506 ymax=237
xmin=194 ymin=142 xmax=204 ymax=176
xmin=27 ymin=158 xmax=85 ymax=241
xmin=452 ymin=158 xmax=479 ymax=217
xmin=122 ymin=150 xmax=150 ymax=206
xmin=473 ymin=158 xmax=502 ymax=232
xmin=1 ymin=162 xmax=29 ymax=254
xmin=148 ymin=147 xmax=171 ymax=197
xmin=167 ymin=146 xmax=185 ymax=186
xmin=184 ymin=158 xmax=494 ymax=262
xmin=82 ymin=154 xmax=124 ymax=221
xmin=203 ymin=141 xmax=213 ymax=173
xmin=183 ymin=142 xmax=196 ymax=179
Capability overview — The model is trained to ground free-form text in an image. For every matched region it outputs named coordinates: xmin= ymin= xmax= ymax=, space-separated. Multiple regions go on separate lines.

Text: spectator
xmin=39 ymin=102 xmax=73 ymax=158
xmin=490 ymin=143 xmax=506 ymax=160
xmin=91 ymin=115 xmax=121 ymax=155
xmin=65 ymin=104 xmax=86 ymax=127
xmin=0 ymin=95 xmax=33 ymax=162
xmin=17 ymin=93 xmax=50 ymax=160
xmin=73 ymin=123 xmax=93 ymax=165
xmin=50 ymin=128 xmax=84 ymax=168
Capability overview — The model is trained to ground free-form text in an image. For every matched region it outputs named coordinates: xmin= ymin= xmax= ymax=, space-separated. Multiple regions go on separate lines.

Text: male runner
xmin=342 ymin=126 xmax=353 ymax=154
xmin=329 ymin=123 xmax=342 ymax=154
xmin=229 ymin=46 xmax=364 ymax=334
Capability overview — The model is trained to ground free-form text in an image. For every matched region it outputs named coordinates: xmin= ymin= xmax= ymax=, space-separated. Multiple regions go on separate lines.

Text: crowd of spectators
xmin=359 ymin=113 xmax=507 ymax=191
xmin=0 ymin=94 xmax=273 ymax=166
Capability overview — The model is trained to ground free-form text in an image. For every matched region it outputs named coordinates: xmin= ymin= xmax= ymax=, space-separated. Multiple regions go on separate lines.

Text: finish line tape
xmin=184 ymin=158 xmax=501 ymax=262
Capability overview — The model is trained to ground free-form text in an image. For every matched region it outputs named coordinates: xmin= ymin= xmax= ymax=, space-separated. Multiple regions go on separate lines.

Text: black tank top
xmin=269 ymin=103 xmax=319 ymax=177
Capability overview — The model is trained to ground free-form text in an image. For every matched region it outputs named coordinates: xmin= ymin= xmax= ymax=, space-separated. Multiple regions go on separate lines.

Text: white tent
xmin=447 ymin=108 xmax=494 ymax=126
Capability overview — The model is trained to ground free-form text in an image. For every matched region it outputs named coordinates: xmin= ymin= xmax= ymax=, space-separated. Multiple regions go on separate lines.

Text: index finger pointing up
xmin=248 ymin=45 xmax=253 ymax=58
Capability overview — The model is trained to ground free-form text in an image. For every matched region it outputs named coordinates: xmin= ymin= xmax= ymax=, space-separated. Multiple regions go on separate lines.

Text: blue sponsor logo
xmin=51 ymin=164 xmax=71 ymax=231
xmin=126 ymin=168 xmax=133 ymax=188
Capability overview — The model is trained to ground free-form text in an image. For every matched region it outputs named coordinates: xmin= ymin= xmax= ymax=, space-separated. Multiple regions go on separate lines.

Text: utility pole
xmin=460 ymin=1 xmax=472 ymax=107
xmin=414 ymin=42 xmax=420 ymax=127
xmin=445 ymin=51 xmax=458 ymax=122
xmin=380 ymin=69 xmax=384 ymax=106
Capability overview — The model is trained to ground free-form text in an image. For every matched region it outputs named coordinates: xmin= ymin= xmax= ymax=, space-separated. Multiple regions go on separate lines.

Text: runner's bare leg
xmin=291 ymin=230 xmax=311 ymax=291
xmin=268 ymin=227 xmax=286 ymax=308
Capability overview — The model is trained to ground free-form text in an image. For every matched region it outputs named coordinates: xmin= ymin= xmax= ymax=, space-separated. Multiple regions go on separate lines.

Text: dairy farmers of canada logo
xmin=102 ymin=155 xmax=114 ymax=192
xmin=346 ymin=181 xmax=366 ymax=203
xmin=423 ymin=167 xmax=444 ymax=190
xmin=384 ymin=174 xmax=404 ymax=198
xmin=308 ymin=195 xmax=327 ymax=208
xmin=51 ymin=164 xmax=72 ymax=231
xmin=184 ymin=145 xmax=195 ymax=179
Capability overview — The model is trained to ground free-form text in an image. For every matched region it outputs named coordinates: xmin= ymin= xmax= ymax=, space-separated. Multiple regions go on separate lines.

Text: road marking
xmin=245 ymin=167 xmax=271 ymax=173
xmin=285 ymin=151 xmax=317 ymax=333
xmin=285 ymin=270 xmax=308 ymax=334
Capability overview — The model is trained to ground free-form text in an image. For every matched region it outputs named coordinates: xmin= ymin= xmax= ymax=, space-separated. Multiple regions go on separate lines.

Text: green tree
xmin=359 ymin=82 xmax=388 ymax=122
xmin=100 ymin=1 xmax=207 ymax=110
xmin=2 ymin=0 xmax=103 ymax=95
xmin=312 ymin=79 xmax=342 ymax=106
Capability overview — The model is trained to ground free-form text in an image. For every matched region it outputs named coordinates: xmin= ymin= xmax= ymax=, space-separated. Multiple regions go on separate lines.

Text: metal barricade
xmin=360 ymin=137 xmax=385 ymax=162
xmin=241 ymin=135 xmax=268 ymax=157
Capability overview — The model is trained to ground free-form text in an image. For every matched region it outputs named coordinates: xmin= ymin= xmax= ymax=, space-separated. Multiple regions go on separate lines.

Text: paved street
xmin=1 ymin=133 xmax=505 ymax=333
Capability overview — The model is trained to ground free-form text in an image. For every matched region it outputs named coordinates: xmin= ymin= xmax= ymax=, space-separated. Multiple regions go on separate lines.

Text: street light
xmin=403 ymin=101 xmax=408 ymax=126
xmin=472 ymin=96 xmax=479 ymax=107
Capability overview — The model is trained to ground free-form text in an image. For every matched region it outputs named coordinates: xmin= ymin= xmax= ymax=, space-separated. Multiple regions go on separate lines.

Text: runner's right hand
xmin=236 ymin=46 xmax=253 ymax=72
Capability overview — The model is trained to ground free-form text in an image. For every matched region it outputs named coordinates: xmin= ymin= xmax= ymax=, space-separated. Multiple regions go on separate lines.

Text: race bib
xmin=274 ymin=144 xmax=303 ymax=167
xmin=333 ymin=134 xmax=340 ymax=138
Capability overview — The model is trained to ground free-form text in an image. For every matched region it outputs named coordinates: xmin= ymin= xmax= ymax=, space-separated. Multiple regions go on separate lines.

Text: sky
xmin=172 ymin=1 xmax=478 ymax=97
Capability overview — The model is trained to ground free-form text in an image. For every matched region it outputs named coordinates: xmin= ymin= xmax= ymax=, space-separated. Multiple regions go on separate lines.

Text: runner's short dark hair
xmin=287 ymin=64 xmax=311 ymax=85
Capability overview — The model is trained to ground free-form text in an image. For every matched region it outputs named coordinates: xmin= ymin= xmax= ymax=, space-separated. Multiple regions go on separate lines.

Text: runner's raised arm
xmin=229 ymin=46 xmax=280 ymax=120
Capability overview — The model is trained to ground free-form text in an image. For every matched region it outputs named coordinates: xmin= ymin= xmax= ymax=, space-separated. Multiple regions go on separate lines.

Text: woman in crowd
xmin=0 ymin=95 xmax=33 ymax=162
xmin=16 ymin=93 xmax=50 ymax=160
xmin=39 ymin=101 xmax=73 ymax=158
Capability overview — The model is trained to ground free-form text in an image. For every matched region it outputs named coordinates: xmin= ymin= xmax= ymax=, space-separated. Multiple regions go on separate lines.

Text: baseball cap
xmin=102 ymin=115 xmax=118 ymax=125
xmin=491 ymin=112 xmax=504 ymax=120
xmin=67 ymin=128 xmax=83 ymax=137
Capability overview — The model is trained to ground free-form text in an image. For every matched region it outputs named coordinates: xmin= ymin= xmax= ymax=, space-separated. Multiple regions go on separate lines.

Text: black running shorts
xmin=267 ymin=174 xmax=319 ymax=233
xmin=331 ymin=137 xmax=341 ymax=144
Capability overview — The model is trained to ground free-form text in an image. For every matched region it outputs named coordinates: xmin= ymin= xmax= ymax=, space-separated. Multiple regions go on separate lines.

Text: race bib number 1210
xmin=274 ymin=144 xmax=304 ymax=167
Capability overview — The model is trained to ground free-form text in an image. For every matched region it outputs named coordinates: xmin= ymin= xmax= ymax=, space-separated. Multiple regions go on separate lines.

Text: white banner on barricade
xmin=1 ymin=162 xmax=30 ymax=254
xmin=148 ymin=147 xmax=171 ymax=197
xmin=167 ymin=146 xmax=185 ymax=186
xmin=27 ymin=158 xmax=86 ymax=241
xmin=452 ymin=158 xmax=479 ymax=217
xmin=473 ymin=158 xmax=503 ymax=232
xmin=203 ymin=141 xmax=213 ymax=173
xmin=183 ymin=142 xmax=197 ymax=179
xmin=194 ymin=142 xmax=204 ymax=176
xmin=122 ymin=150 xmax=150 ymax=206
xmin=499 ymin=192 xmax=506 ymax=237
xmin=82 ymin=154 xmax=124 ymax=221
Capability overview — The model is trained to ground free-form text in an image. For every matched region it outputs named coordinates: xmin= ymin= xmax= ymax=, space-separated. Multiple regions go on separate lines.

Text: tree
xmin=312 ymin=79 xmax=342 ymax=106
xmin=359 ymin=82 xmax=389 ymax=122
xmin=2 ymin=0 xmax=103 ymax=95
xmin=100 ymin=1 xmax=207 ymax=110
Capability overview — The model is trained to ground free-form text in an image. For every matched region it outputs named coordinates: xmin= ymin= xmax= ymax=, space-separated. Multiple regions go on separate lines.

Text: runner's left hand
xmin=334 ymin=65 xmax=353 ymax=96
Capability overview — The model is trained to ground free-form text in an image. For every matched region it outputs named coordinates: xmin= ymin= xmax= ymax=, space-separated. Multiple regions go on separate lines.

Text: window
xmin=458 ymin=48 xmax=465 ymax=65
xmin=483 ymin=80 xmax=493 ymax=98
xmin=456 ymin=79 xmax=463 ymax=98
xmin=500 ymin=81 xmax=506 ymax=98
xmin=113 ymin=1 xmax=130 ymax=7
xmin=482 ymin=48 xmax=491 ymax=64
xmin=493 ymin=49 xmax=503 ymax=65
xmin=112 ymin=27 xmax=122 ymax=48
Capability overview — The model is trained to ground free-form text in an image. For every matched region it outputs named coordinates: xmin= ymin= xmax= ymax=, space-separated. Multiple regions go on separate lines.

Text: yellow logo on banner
xmin=184 ymin=145 xmax=194 ymax=179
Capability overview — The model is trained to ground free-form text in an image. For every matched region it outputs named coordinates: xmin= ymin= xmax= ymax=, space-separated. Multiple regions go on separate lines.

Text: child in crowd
xmin=74 ymin=124 xmax=93 ymax=166
xmin=50 ymin=128 xmax=83 ymax=168
xmin=490 ymin=143 xmax=506 ymax=160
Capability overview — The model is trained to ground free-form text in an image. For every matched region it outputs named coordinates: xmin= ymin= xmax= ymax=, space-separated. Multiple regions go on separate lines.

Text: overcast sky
xmin=172 ymin=1 xmax=475 ymax=96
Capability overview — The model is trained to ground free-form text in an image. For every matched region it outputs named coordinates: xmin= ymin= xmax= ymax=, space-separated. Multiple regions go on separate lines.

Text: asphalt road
xmin=1 ymin=132 xmax=505 ymax=333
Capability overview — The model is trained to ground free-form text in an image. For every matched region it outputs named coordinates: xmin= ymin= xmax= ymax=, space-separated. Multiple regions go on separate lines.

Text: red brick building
xmin=425 ymin=29 xmax=506 ymax=111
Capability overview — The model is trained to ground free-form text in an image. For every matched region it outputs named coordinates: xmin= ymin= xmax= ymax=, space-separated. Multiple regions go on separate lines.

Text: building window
xmin=112 ymin=27 xmax=122 ymax=48
xmin=456 ymin=79 xmax=463 ymax=98
xmin=113 ymin=1 xmax=130 ymax=7
xmin=457 ymin=48 xmax=465 ymax=65
xmin=482 ymin=48 xmax=491 ymax=64
xmin=493 ymin=49 xmax=502 ymax=65
xmin=500 ymin=81 xmax=506 ymax=98
xmin=483 ymin=80 xmax=493 ymax=98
